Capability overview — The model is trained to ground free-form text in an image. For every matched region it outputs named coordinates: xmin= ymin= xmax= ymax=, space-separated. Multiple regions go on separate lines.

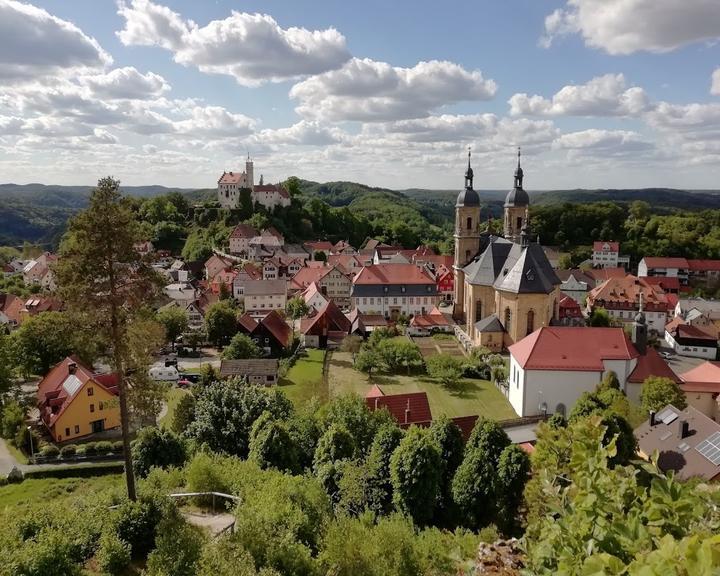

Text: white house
xmin=664 ymin=324 xmax=718 ymax=360
xmin=591 ymin=241 xmax=630 ymax=269
xmin=243 ymin=279 xmax=287 ymax=312
xmin=638 ymin=257 xmax=690 ymax=287
xmin=228 ymin=224 xmax=258 ymax=256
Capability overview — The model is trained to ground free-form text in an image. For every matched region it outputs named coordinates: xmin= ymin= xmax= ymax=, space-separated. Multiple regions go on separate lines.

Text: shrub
xmin=131 ymin=427 xmax=187 ymax=478
xmin=95 ymin=441 xmax=113 ymax=455
xmin=113 ymin=495 xmax=168 ymax=557
xmin=83 ymin=442 xmax=98 ymax=456
xmin=145 ymin=511 xmax=206 ymax=576
xmin=41 ymin=444 xmax=60 ymax=459
xmin=96 ymin=531 xmax=131 ymax=575
xmin=60 ymin=444 xmax=77 ymax=458
xmin=112 ymin=440 xmax=124 ymax=453
xmin=1 ymin=400 xmax=24 ymax=440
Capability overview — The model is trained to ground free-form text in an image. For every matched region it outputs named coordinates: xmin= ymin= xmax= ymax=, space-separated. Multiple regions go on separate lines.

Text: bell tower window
xmin=526 ymin=309 xmax=535 ymax=335
xmin=504 ymin=307 xmax=512 ymax=334
xmin=466 ymin=217 xmax=472 ymax=230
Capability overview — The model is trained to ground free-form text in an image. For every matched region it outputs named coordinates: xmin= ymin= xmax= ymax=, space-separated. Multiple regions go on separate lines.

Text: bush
xmin=95 ymin=441 xmax=113 ymax=455
xmin=41 ymin=444 xmax=60 ymax=459
xmin=1 ymin=401 xmax=25 ymax=440
xmin=112 ymin=440 xmax=125 ymax=453
xmin=83 ymin=442 xmax=98 ymax=456
xmin=131 ymin=427 xmax=187 ymax=478
xmin=113 ymin=495 xmax=168 ymax=557
xmin=60 ymin=444 xmax=77 ymax=458
xmin=96 ymin=531 xmax=131 ymax=575
xmin=22 ymin=462 xmax=124 ymax=480
xmin=145 ymin=511 xmax=206 ymax=576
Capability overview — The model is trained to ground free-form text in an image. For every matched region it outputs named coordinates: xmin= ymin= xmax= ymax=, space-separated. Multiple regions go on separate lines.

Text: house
xmin=158 ymin=300 xmax=205 ymax=332
xmin=248 ymin=228 xmax=285 ymax=260
xmin=243 ymin=279 xmax=287 ymax=313
xmin=290 ymin=264 xmax=352 ymax=308
xmin=232 ymin=263 xmax=263 ymax=300
xmin=507 ymin=310 xmax=677 ymax=416
xmin=641 ymin=275 xmax=681 ymax=295
xmin=584 ymin=267 xmax=627 ymax=287
xmin=364 ymin=385 xmax=433 ymax=428
xmin=675 ymin=298 xmax=720 ymax=328
xmin=680 ymin=362 xmax=720 ymax=421
xmin=557 ymin=295 xmax=584 ymax=326
xmin=18 ymin=297 xmax=64 ymax=324
xmin=638 ymin=257 xmax=690 ymax=287
xmin=22 ymin=253 xmax=57 ymax=289
xmin=634 ymin=404 xmax=720 ymax=481
xmin=163 ymin=282 xmax=197 ymax=307
xmin=304 ymin=240 xmax=334 ymax=260
xmin=219 ymin=359 xmax=279 ymax=386
xmin=352 ymin=263 xmax=439 ymax=320
xmin=665 ymin=323 xmax=718 ymax=359
xmin=204 ymin=254 xmax=234 ymax=281
xmin=586 ymin=275 xmax=669 ymax=334
xmin=591 ymin=241 xmax=629 ymax=269
xmin=228 ymin=224 xmax=258 ymax=256
xmin=688 ymin=259 xmax=720 ymax=285
xmin=435 ymin=265 xmax=454 ymax=302
xmin=0 ymin=293 xmax=24 ymax=329
xmin=328 ymin=254 xmax=364 ymax=275
xmin=37 ymin=357 xmax=120 ymax=443
xmin=407 ymin=307 xmax=454 ymax=337
xmin=333 ymin=240 xmax=356 ymax=255
xmin=237 ymin=310 xmax=292 ymax=356
xmin=209 ymin=268 xmax=238 ymax=295
xmin=299 ymin=300 xmax=352 ymax=348
xmin=302 ymin=282 xmax=330 ymax=312
xmin=352 ymin=312 xmax=390 ymax=336
xmin=556 ymin=269 xmax=593 ymax=304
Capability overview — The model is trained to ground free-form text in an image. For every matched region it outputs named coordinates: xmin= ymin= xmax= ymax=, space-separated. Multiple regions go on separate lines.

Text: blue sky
xmin=1 ymin=0 xmax=719 ymax=190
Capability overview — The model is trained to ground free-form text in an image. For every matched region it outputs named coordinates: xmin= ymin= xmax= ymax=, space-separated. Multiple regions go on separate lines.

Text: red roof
xmin=254 ymin=184 xmax=290 ymax=199
xmin=585 ymin=267 xmax=627 ymax=282
xmin=688 ymin=259 xmax=720 ymax=272
xmin=238 ymin=312 xmax=259 ymax=332
xmin=666 ymin=294 xmax=679 ymax=309
xmin=291 ymin=265 xmax=332 ymax=290
xmin=218 ymin=171 xmax=245 ymax=184
xmin=641 ymin=276 xmax=680 ymax=292
xmin=259 ymin=310 xmax=292 ymax=348
xmin=558 ymin=295 xmax=581 ymax=310
xmin=642 ymin=257 xmax=689 ymax=269
xmin=353 ymin=263 xmax=435 ymax=285
xmin=681 ymin=361 xmax=720 ymax=393
xmin=366 ymin=384 xmax=385 ymax=398
xmin=300 ymin=300 xmax=351 ymax=336
xmin=304 ymin=240 xmax=334 ymax=251
xmin=676 ymin=324 xmax=717 ymax=341
xmin=509 ymin=327 xmax=639 ymax=371
xmin=593 ymin=241 xmax=620 ymax=252
xmin=587 ymin=275 xmax=668 ymax=312
xmin=410 ymin=307 xmax=452 ymax=328
xmin=451 ymin=415 xmax=479 ymax=442
xmin=628 ymin=348 xmax=680 ymax=384
xmin=230 ymin=224 xmax=258 ymax=239
xmin=37 ymin=357 xmax=119 ymax=429
xmin=366 ymin=391 xmax=432 ymax=426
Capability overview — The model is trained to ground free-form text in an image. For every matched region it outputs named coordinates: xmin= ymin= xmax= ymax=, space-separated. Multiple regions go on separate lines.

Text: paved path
xmin=0 ymin=439 xmax=21 ymax=476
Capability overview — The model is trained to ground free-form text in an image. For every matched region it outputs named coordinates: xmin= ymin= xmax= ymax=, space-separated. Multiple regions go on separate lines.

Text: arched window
xmin=504 ymin=307 xmax=512 ymax=334
xmin=475 ymin=300 xmax=482 ymax=322
xmin=526 ymin=309 xmax=535 ymax=335
xmin=555 ymin=403 xmax=566 ymax=417
xmin=516 ymin=216 xmax=522 ymax=230
xmin=465 ymin=249 xmax=471 ymax=262
xmin=466 ymin=216 xmax=472 ymax=230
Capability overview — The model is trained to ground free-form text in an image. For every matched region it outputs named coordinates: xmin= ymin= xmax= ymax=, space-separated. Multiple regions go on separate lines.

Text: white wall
xmin=665 ymin=331 xmax=717 ymax=359
xmin=352 ymin=295 xmax=440 ymax=317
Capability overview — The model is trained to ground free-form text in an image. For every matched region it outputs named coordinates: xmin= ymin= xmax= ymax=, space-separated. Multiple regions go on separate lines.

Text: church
xmin=453 ymin=150 xmax=561 ymax=349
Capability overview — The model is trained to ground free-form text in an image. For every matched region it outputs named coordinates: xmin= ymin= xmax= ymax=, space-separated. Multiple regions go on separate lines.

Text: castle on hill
xmin=217 ymin=156 xmax=291 ymax=210
xmin=453 ymin=149 xmax=561 ymax=348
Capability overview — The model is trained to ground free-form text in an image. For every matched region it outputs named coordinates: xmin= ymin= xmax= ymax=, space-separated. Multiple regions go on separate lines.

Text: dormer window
xmin=401 ymin=285 xmax=406 ymax=293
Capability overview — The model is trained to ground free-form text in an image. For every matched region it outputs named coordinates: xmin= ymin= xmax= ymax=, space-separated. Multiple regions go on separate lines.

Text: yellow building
xmin=37 ymin=357 xmax=121 ymax=443
xmin=454 ymin=150 xmax=560 ymax=349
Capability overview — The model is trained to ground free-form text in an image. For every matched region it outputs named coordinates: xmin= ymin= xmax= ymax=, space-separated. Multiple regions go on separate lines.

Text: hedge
xmin=22 ymin=462 xmax=125 ymax=480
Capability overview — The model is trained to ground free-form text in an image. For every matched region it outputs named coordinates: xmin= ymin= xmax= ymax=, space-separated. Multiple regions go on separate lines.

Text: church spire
xmin=465 ymin=147 xmax=474 ymax=189
xmin=514 ymin=146 xmax=523 ymax=189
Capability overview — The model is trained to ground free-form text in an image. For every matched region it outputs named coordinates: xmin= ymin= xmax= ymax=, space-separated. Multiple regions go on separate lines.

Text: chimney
xmin=405 ymin=399 xmax=411 ymax=424
xmin=649 ymin=410 xmax=656 ymax=426
xmin=679 ymin=419 xmax=690 ymax=439
xmin=68 ymin=361 xmax=77 ymax=375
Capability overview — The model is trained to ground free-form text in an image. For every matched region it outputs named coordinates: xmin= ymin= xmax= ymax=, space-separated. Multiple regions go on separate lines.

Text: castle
xmin=453 ymin=149 xmax=561 ymax=348
xmin=217 ymin=157 xmax=291 ymax=210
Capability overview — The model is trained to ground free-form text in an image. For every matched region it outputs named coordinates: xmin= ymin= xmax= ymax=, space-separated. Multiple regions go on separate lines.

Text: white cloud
xmin=116 ymin=0 xmax=350 ymax=85
xmin=553 ymin=129 xmax=654 ymax=155
xmin=645 ymin=102 xmax=720 ymax=137
xmin=0 ymin=0 xmax=111 ymax=80
xmin=173 ymin=105 xmax=256 ymax=137
xmin=712 ymin=68 xmax=720 ymax=96
xmin=290 ymin=58 xmax=497 ymax=122
xmin=509 ymin=74 xmax=650 ymax=117
xmin=541 ymin=0 xmax=720 ymax=55
xmin=255 ymin=121 xmax=344 ymax=146
xmin=82 ymin=67 xmax=169 ymax=100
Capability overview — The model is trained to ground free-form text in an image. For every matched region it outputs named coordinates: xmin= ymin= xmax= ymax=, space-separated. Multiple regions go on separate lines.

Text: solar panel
xmin=656 ymin=408 xmax=672 ymax=421
xmin=661 ymin=410 xmax=678 ymax=425
xmin=696 ymin=432 xmax=720 ymax=465
xmin=62 ymin=375 xmax=83 ymax=396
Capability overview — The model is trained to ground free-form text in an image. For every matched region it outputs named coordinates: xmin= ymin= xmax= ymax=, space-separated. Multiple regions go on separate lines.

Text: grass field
xmin=0 ymin=473 xmax=123 ymax=508
xmin=328 ymin=352 xmax=517 ymax=420
xmin=279 ymin=349 xmax=327 ymax=406
xmin=160 ymin=387 xmax=191 ymax=429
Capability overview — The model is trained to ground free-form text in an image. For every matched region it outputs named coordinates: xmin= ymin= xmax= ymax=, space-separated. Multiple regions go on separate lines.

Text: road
xmin=0 ymin=439 xmax=20 ymax=476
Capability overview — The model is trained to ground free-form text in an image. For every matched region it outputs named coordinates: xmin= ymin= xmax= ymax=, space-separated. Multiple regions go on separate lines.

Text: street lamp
xmin=27 ymin=425 xmax=34 ymax=462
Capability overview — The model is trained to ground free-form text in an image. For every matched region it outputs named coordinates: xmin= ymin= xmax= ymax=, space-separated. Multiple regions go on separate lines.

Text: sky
xmin=1 ymin=0 xmax=719 ymax=191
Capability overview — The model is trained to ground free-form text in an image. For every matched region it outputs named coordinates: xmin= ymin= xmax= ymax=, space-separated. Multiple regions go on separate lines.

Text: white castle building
xmin=217 ymin=157 xmax=291 ymax=210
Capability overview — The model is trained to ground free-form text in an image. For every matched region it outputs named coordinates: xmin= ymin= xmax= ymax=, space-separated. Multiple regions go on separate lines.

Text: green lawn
xmin=0 ymin=473 xmax=123 ymax=508
xmin=6 ymin=443 xmax=28 ymax=465
xmin=279 ymin=349 xmax=327 ymax=406
xmin=329 ymin=352 xmax=517 ymax=420
xmin=160 ymin=387 xmax=191 ymax=429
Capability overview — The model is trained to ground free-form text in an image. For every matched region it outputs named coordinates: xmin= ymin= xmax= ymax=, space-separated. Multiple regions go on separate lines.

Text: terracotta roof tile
xmin=642 ymin=257 xmax=690 ymax=268
xmin=353 ymin=263 xmax=435 ymax=285
xmin=593 ymin=241 xmax=620 ymax=252
xmin=366 ymin=391 xmax=432 ymax=426
xmin=628 ymin=348 xmax=680 ymax=383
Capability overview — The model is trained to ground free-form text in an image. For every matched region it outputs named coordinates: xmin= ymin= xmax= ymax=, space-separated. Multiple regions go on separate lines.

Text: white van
xmin=149 ymin=366 xmax=180 ymax=382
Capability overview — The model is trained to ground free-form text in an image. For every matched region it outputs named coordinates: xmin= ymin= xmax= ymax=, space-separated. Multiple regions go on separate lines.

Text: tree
xmin=495 ymin=444 xmax=531 ymax=533
xmin=313 ymin=424 xmax=355 ymax=470
xmin=426 ymin=354 xmax=464 ymax=387
xmin=598 ymin=370 xmax=620 ymax=391
xmin=375 ymin=339 xmax=423 ymax=374
xmin=390 ymin=426 xmax=441 ymax=526
xmin=314 ymin=251 xmax=327 ymax=262
xmin=322 ymin=394 xmax=392 ymax=455
xmin=640 ymin=376 xmax=687 ymax=413
xmin=249 ymin=413 xmax=299 ymax=473
xmin=451 ymin=448 xmax=498 ymax=529
xmin=56 ymin=177 xmax=162 ymax=500
xmin=204 ymin=301 xmax=238 ymax=347
xmin=197 ymin=363 xmax=219 ymax=388
xmin=131 ymin=426 xmax=187 ymax=478
xmin=466 ymin=418 xmax=511 ymax=467
xmin=286 ymin=296 xmax=310 ymax=321
xmin=428 ymin=416 xmax=464 ymax=524
xmin=157 ymin=306 xmax=188 ymax=351
xmin=187 ymin=379 xmax=293 ymax=457
xmin=0 ymin=331 xmax=15 ymax=397
xmin=588 ymin=307 xmax=612 ymax=327
xmin=171 ymin=393 xmax=196 ymax=435
xmin=354 ymin=347 xmax=380 ymax=376
xmin=365 ymin=424 xmax=404 ymax=515
xmin=125 ymin=318 xmax=167 ymax=427
xmin=222 ymin=333 xmax=261 ymax=360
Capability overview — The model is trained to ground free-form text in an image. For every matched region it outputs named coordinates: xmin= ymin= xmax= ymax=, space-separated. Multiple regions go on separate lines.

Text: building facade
xmin=218 ymin=158 xmax=291 ymax=210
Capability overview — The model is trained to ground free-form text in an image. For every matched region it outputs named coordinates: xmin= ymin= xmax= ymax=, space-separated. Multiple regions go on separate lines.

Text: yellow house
xmin=37 ymin=357 xmax=121 ymax=443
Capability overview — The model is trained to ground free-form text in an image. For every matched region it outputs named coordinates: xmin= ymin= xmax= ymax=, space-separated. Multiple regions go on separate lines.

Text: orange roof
xmin=642 ymin=257 xmax=689 ymax=268
xmin=681 ymin=361 xmax=720 ymax=393
xmin=291 ymin=265 xmax=331 ymax=290
xmin=628 ymin=348 xmax=680 ymax=384
xmin=593 ymin=241 xmax=620 ymax=252
xmin=255 ymin=184 xmax=289 ymax=199
xmin=509 ymin=327 xmax=638 ymax=371
xmin=585 ymin=267 xmax=627 ymax=282
xmin=410 ymin=307 xmax=452 ymax=328
xmin=366 ymin=384 xmax=385 ymax=398
xmin=230 ymin=224 xmax=258 ymax=239
xmin=218 ymin=171 xmax=245 ymax=184
xmin=353 ymin=263 xmax=435 ymax=285
xmin=587 ymin=275 xmax=668 ymax=311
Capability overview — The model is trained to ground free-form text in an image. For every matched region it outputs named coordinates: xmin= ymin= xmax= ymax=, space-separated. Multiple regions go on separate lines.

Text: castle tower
xmin=453 ymin=150 xmax=481 ymax=320
xmin=504 ymin=148 xmax=529 ymax=244
xmin=245 ymin=154 xmax=254 ymax=190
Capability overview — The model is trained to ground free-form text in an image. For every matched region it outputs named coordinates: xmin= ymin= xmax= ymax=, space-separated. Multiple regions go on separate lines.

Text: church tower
xmin=453 ymin=150 xmax=481 ymax=320
xmin=504 ymin=148 xmax=529 ymax=244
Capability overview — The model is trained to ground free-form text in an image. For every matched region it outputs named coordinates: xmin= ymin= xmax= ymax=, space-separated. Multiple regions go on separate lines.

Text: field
xmin=328 ymin=352 xmax=517 ymax=420
xmin=413 ymin=336 xmax=466 ymax=359
xmin=160 ymin=387 xmax=191 ymax=429
xmin=0 ymin=473 xmax=123 ymax=508
xmin=279 ymin=349 xmax=327 ymax=405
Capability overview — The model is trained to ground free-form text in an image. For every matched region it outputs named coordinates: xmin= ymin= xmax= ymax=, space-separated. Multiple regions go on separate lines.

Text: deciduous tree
xmin=286 ymin=296 xmax=310 ymax=321
xmin=640 ymin=376 xmax=687 ymax=412
xmin=426 ymin=354 xmax=464 ymax=388
xmin=156 ymin=306 xmax=188 ymax=351
xmin=222 ymin=333 xmax=261 ymax=360
xmin=204 ymin=301 xmax=238 ymax=347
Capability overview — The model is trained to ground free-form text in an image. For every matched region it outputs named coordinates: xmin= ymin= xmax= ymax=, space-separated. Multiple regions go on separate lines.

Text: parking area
xmin=656 ymin=343 xmax=707 ymax=376
xmin=412 ymin=336 xmax=466 ymax=359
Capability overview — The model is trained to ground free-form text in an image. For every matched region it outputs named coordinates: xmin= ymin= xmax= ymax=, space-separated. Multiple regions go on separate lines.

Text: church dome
xmin=456 ymin=187 xmax=480 ymax=207
xmin=504 ymin=186 xmax=529 ymax=207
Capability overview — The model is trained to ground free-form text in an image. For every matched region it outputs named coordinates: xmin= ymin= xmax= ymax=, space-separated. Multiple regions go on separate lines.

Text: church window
xmin=466 ymin=217 xmax=472 ymax=230
xmin=516 ymin=216 xmax=522 ymax=230
xmin=475 ymin=300 xmax=482 ymax=322
xmin=504 ymin=307 xmax=512 ymax=333
xmin=526 ymin=310 xmax=535 ymax=335
xmin=465 ymin=250 xmax=471 ymax=262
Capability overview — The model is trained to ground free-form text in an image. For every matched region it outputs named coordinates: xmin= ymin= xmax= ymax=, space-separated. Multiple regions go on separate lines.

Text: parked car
xmin=181 ymin=373 xmax=200 ymax=384
xmin=659 ymin=351 xmax=673 ymax=360
xmin=177 ymin=379 xmax=192 ymax=388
